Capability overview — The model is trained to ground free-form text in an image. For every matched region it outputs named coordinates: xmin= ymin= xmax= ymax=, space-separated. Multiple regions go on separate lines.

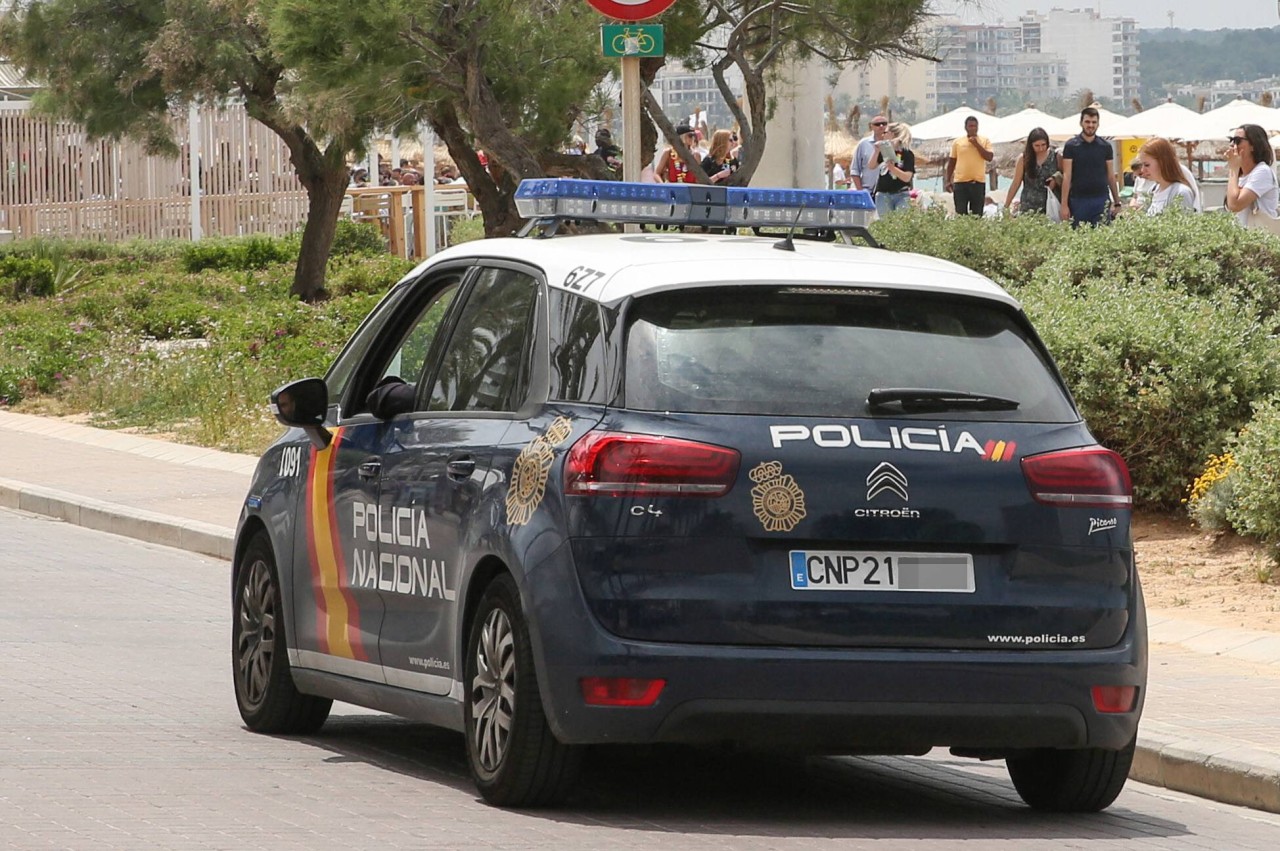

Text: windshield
xmin=622 ymin=286 xmax=1077 ymax=421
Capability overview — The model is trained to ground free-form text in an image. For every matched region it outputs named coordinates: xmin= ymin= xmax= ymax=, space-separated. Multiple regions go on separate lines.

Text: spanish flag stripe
xmin=307 ymin=430 xmax=358 ymax=660
xmin=303 ymin=445 xmax=329 ymax=655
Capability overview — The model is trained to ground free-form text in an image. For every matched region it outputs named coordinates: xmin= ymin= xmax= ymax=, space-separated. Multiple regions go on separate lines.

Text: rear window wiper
xmin=867 ymin=387 xmax=1021 ymax=413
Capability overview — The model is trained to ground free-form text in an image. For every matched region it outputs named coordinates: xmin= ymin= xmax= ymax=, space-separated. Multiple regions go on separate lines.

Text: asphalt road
xmin=2 ymin=507 xmax=1278 ymax=850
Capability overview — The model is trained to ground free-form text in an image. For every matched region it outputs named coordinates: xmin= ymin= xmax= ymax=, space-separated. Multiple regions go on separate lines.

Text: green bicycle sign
xmin=601 ymin=24 xmax=664 ymax=58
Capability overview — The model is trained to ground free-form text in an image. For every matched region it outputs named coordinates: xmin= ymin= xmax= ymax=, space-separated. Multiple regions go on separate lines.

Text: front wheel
xmin=1006 ymin=738 xmax=1136 ymax=812
xmin=465 ymin=574 xmax=582 ymax=807
xmin=232 ymin=531 xmax=331 ymax=734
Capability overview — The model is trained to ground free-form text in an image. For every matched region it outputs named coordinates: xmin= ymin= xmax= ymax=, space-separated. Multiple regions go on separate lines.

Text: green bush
xmin=1227 ymin=398 xmax=1280 ymax=560
xmin=1030 ymin=210 xmax=1280 ymax=317
xmin=326 ymin=254 xmax=416 ymax=296
xmin=870 ymin=207 xmax=1062 ymax=287
xmin=0 ymin=255 xmax=57 ymax=299
xmin=1021 ymin=279 xmax=1280 ymax=507
xmin=331 ymin=219 xmax=387 ymax=256
xmin=180 ymin=235 xmax=296 ymax=273
xmin=448 ymin=216 xmax=486 ymax=246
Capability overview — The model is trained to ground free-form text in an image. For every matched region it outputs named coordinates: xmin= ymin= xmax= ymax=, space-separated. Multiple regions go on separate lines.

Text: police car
xmin=231 ymin=179 xmax=1145 ymax=811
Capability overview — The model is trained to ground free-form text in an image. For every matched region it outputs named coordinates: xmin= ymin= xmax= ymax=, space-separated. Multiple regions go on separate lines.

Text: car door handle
xmin=447 ymin=456 xmax=476 ymax=480
xmin=358 ymin=459 xmax=382 ymax=480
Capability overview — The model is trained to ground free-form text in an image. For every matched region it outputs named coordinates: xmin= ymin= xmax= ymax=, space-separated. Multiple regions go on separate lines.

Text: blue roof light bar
xmin=514 ymin=178 xmax=875 ymax=231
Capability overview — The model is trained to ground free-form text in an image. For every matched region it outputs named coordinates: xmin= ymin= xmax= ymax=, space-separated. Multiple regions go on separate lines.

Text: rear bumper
xmin=523 ymin=546 xmax=1147 ymax=753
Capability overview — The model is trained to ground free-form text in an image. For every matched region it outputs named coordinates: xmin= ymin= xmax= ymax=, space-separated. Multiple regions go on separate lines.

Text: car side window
xmin=550 ymin=291 xmax=607 ymax=404
xmin=344 ymin=279 xmax=459 ymax=417
xmin=380 ymin=284 xmax=459 ymax=388
xmin=428 ymin=268 xmax=539 ymax=413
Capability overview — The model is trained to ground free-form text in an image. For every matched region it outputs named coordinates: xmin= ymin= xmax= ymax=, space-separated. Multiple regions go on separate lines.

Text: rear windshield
xmin=622 ymin=286 xmax=1077 ymax=421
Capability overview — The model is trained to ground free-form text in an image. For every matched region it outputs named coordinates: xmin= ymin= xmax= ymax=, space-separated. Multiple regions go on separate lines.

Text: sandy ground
xmin=1136 ymin=511 xmax=1280 ymax=632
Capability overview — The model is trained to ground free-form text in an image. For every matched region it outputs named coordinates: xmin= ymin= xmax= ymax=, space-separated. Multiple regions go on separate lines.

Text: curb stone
xmin=0 ymin=477 xmax=234 ymax=561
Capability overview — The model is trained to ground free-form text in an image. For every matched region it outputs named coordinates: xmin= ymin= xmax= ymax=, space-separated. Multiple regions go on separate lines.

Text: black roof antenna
xmin=773 ymin=202 xmax=806 ymax=252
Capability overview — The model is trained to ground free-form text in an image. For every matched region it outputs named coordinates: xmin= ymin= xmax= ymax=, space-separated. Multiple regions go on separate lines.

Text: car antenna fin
xmin=773 ymin=202 xmax=805 ymax=252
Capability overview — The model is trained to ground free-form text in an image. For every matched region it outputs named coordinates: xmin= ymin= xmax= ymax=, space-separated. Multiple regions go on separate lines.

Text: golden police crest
xmin=749 ymin=460 xmax=807 ymax=533
xmin=507 ymin=417 xmax=574 ymax=526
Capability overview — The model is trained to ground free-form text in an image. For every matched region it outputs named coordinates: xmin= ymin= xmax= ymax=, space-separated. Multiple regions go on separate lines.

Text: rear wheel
xmin=465 ymin=574 xmax=582 ymax=807
xmin=1006 ymin=738 xmax=1136 ymax=812
xmin=232 ymin=531 xmax=331 ymax=734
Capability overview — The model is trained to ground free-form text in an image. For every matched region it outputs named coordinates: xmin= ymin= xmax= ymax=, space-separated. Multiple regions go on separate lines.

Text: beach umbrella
xmin=986 ymin=108 xmax=1078 ymax=143
xmin=1104 ymin=102 xmax=1221 ymax=142
xmin=908 ymin=107 xmax=1006 ymax=142
xmin=1200 ymin=98 xmax=1280 ymax=135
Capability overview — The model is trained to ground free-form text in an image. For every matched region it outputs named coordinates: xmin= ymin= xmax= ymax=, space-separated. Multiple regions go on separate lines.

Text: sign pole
xmin=621 ymin=55 xmax=642 ymax=183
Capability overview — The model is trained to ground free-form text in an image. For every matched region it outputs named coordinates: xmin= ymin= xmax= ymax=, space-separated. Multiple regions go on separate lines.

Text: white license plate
xmin=789 ymin=550 xmax=975 ymax=593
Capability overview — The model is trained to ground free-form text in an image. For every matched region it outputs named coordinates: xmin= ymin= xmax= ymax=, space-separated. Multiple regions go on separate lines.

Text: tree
xmin=270 ymin=0 xmax=937 ymax=231
xmin=646 ymin=1 xmax=937 ymax=186
xmin=268 ymin=0 xmax=617 ymax=238
xmin=0 ymin=0 xmax=372 ymax=301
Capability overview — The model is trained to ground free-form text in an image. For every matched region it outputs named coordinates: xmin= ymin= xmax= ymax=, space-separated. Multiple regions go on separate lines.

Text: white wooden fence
xmin=0 ymin=103 xmax=308 ymax=241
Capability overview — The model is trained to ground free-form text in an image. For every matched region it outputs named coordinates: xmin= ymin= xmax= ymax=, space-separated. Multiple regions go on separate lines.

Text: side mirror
xmin=270 ymin=378 xmax=332 ymax=449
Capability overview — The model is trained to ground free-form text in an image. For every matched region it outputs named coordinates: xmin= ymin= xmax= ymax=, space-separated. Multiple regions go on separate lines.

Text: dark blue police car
xmin=232 ymin=179 xmax=1145 ymax=810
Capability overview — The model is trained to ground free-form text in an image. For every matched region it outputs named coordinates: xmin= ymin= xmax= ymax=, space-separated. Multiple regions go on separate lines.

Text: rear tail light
xmin=580 ymin=677 xmax=666 ymax=707
xmin=1021 ymin=447 xmax=1132 ymax=508
xmin=565 ymin=431 xmax=740 ymax=497
xmin=1091 ymin=685 xmax=1138 ymax=713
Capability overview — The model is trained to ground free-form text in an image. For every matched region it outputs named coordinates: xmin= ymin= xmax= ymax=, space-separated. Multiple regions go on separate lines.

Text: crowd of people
xmin=838 ymin=106 xmax=1280 ymax=230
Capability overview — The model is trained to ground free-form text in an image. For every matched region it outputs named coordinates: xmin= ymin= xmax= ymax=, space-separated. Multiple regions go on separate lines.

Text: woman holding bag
xmin=1003 ymin=127 xmax=1060 ymax=216
xmin=1225 ymin=124 xmax=1279 ymax=229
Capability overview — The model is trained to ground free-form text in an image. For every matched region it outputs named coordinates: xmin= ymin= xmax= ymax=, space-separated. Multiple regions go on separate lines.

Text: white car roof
xmin=410 ymin=233 xmax=1019 ymax=309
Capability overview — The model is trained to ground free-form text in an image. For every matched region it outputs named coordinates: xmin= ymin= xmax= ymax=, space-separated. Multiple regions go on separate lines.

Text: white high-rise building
xmin=1020 ymin=8 xmax=1140 ymax=103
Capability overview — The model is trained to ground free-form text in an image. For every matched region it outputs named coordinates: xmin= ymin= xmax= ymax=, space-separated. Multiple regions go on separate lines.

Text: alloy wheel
xmin=237 ymin=557 xmax=276 ymax=710
xmin=470 ymin=608 xmax=516 ymax=772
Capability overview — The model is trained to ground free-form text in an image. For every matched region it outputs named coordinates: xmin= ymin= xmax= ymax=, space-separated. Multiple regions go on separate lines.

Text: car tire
xmin=1006 ymin=737 xmax=1136 ymax=812
xmin=465 ymin=573 xmax=582 ymax=807
xmin=232 ymin=531 xmax=332 ymax=734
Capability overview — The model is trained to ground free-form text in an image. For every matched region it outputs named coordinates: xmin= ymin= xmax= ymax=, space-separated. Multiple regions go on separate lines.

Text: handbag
xmin=1245 ymin=202 xmax=1280 ymax=236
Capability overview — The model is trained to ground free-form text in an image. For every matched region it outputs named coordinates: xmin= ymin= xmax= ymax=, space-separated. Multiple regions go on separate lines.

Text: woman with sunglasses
xmin=1225 ymin=124 xmax=1278 ymax=228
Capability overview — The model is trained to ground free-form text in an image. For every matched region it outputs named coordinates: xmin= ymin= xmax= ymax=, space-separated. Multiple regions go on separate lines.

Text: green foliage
xmin=0 ymin=255 xmax=57 ymax=299
xmin=1029 ymin=211 xmax=1280 ymax=318
xmin=325 ymin=255 xmax=417 ymax=297
xmin=1139 ymin=28 xmax=1280 ymax=96
xmin=0 ymin=246 xmax=404 ymax=450
xmin=447 ymin=217 xmax=486 ymax=246
xmin=330 ymin=219 xmax=387 ymax=257
xmin=180 ymin=235 xmax=298 ymax=273
xmin=870 ymin=208 xmax=1062 ymax=287
xmin=1020 ymin=279 xmax=1280 ymax=508
xmin=1227 ymin=398 xmax=1280 ymax=563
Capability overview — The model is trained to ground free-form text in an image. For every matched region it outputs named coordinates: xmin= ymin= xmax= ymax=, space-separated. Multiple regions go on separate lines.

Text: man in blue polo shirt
xmin=1060 ymin=106 xmax=1122 ymax=227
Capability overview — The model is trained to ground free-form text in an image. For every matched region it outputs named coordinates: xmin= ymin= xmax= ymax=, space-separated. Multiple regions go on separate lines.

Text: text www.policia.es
xmin=987 ymin=634 xmax=1087 ymax=645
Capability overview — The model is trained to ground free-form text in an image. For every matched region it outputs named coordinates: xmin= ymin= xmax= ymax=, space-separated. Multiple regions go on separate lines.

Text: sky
xmin=934 ymin=1 xmax=1280 ymax=30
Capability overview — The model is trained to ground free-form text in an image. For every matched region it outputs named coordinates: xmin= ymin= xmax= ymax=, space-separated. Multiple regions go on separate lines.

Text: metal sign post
xmin=587 ymin=0 xmax=674 ymax=183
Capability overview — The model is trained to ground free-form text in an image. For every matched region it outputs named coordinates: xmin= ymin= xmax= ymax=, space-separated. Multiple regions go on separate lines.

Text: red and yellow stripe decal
xmin=983 ymin=439 xmax=1017 ymax=463
xmin=304 ymin=429 xmax=367 ymax=661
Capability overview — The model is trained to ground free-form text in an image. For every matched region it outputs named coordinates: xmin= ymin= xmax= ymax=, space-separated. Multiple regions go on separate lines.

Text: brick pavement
xmin=2 ymin=409 xmax=1279 ymax=817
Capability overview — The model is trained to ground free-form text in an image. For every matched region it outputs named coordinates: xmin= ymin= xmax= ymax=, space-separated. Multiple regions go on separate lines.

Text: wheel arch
xmin=460 ymin=554 xmax=512 ymax=659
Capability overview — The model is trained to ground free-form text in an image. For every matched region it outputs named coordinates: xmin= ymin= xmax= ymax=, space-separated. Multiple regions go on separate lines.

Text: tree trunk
xmin=292 ymin=169 xmax=350 ymax=302
xmin=242 ymin=90 xmax=353 ymax=301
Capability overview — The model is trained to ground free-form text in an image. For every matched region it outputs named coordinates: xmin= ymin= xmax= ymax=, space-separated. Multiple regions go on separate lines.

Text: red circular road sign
xmin=586 ymin=0 xmax=677 ymax=22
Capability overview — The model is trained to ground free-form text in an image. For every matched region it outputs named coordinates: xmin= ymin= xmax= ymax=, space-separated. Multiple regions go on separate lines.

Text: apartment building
xmin=1021 ymin=8 xmax=1140 ymax=103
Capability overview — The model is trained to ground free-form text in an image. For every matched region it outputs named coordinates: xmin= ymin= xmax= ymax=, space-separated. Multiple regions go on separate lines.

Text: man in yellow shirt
xmin=944 ymin=116 xmax=994 ymax=215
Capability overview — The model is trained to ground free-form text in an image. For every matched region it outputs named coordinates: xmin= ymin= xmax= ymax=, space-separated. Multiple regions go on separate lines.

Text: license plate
xmin=789 ymin=550 xmax=975 ymax=593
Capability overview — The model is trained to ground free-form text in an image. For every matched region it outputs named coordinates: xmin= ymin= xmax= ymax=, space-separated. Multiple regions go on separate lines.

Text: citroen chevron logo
xmin=866 ymin=462 xmax=908 ymax=502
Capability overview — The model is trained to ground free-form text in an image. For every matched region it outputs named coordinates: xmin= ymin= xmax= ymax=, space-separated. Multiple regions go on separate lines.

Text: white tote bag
xmin=1045 ymin=191 xmax=1063 ymax=223
xmin=1245 ymin=203 xmax=1280 ymax=236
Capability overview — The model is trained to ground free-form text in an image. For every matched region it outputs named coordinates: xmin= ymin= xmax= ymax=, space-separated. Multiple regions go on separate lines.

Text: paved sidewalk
xmin=2 ymin=409 xmax=1279 ymax=813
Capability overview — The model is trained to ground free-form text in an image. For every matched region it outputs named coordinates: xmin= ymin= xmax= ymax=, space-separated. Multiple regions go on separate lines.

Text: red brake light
xmin=1091 ymin=685 xmax=1137 ymax=713
xmin=1021 ymin=447 xmax=1132 ymax=508
xmin=580 ymin=677 xmax=666 ymax=707
xmin=565 ymin=431 xmax=740 ymax=497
